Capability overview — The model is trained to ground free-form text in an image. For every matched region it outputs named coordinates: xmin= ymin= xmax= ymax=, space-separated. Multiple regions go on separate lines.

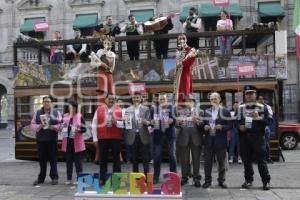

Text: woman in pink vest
xmin=61 ymin=101 xmax=86 ymax=185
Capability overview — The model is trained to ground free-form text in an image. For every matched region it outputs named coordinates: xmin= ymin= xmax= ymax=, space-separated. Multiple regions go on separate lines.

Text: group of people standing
xmin=30 ymin=84 xmax=273 ymax=191
xmin=50 ymin=6 xmax=233 ymax=64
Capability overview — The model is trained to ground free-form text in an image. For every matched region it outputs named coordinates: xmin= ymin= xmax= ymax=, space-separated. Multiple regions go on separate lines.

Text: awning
xmin=200 ymin=3 xmax=242 ymax=17
xmin=73 ymin=14 xmax=98 ymax=29
xmin=20 ymin=18 xmax=45 ymax=32
xmin=258 ymin=2 xmax=285 ymax=17
xmin=130 ymin=10 xmax=154 ymax=23
xmin=226 ymin=3 xmax=243 ymax=17
xmin=179 ymin=5 xmax=198 ymax=22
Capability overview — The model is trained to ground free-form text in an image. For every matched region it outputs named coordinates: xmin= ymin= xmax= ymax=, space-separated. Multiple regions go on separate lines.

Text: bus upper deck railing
xmin=14 ymin=29 xmax=276 ymax=64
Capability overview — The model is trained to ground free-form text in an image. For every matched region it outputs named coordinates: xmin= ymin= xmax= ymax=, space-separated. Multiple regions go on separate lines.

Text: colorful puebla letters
xmin=77 ymin=172 xmax=181 ymax=195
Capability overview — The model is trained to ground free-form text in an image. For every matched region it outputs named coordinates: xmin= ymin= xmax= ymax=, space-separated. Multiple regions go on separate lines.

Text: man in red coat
xmin=174 ymin=34 xmax=197 ymax=104
xmin=91 ymin=93 xmax=123 ymax=184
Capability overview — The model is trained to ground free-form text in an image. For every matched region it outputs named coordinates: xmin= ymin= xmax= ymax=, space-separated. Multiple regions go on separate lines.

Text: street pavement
xmin=1 ymin=128 xmax=300 ymax=200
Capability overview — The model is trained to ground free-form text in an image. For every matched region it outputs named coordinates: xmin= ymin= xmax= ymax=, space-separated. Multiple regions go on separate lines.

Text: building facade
xmin=0 ymin=0 xmax=298 ymax=125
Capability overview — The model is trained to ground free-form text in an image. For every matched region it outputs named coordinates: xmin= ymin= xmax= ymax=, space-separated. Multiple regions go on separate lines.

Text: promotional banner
xmin=34 ymin=22 xmax=49 ymax=32
xmin=237 ymin=63 xmax=256 ymax=76
xmin=213 ymin=0 xmax=230 ymax=7
xmin=128 ymin=83 xmax=146 ymax=95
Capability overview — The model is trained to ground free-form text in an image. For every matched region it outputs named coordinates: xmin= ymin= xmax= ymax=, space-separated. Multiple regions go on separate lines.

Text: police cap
xmin=244 ymin=85 xmax=257 ymax=93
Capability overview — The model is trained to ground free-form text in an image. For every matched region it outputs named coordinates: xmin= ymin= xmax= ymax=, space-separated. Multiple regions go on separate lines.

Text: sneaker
xmin=153 ymin=178 xmax=159 ymax=184
xmin=263 ymin=182 xmax=270 ymax=190
xmin=229 ymin=159 xmax=233 ymax=164
xmin=73 ymin=181 xmax=78 ymax=185
xmin=149 ymin=159 xmax=153 ymax=164
xmin=241 ymin=181 xmax=252 ymax=189
xmin=51 ymin=179 xmax=58 ymax=185
xmin=33 ymin=179 xmax=44 ymax=186
xmin=64 ymin=180 xmax=71 ymax=185
xmin=202 ymin=182 xmax=211 ymax=188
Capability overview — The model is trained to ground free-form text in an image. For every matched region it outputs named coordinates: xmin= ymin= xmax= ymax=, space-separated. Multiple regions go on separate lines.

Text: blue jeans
xmin=265 ymin=126 xmax=271 ymax=160
xmin=153 ymin=134 xmax=177 ymax=180
xmin=51 ymin=52 xmax=64 ymax=64
xmin=219 ymin=36 xmax=232 ymax=59
xmin=229 ymin=128 xmax=240 ymax=159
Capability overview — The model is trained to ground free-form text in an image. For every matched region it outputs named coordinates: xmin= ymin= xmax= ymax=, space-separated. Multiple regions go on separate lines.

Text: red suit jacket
xmin=178 ymin=46 xmax=196 ymax=103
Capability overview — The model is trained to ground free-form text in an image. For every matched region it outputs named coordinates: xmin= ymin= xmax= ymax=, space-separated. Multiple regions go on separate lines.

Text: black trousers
xmin=130 ymin=135 xmax=149 ymax=174
xmin=98 ymin=139 xmax=121 ymax=183
xmin=179 ymin=140 xmax=201 ymax=181
xmin=126 ymin=41 xmax=140 ymax=60
xmin=37 ymin=141 xmax=59 ymax=181
xmin=65 ymin=52 xmax=89 ymax=63
xmin=239 ymin=134 xmax=271 ymax=184
xmin=154 ymin=39 xmax=169 ymax=59
xmin=204 ymin=146 xmax=227 ymax=184
xmin=187 ymin=37 xmax=199 ymax=49
xmin=66 ymin=138 xmax=83 ymax=180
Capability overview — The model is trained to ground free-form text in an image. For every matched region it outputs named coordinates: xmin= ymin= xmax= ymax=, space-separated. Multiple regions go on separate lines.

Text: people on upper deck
xmin=217 ymin=11 xmax=233 ymax=59
xmin=120 ymin=14 xmax=144 ymax=61
xmin=183 ymin=7 xmax=202 ymax=49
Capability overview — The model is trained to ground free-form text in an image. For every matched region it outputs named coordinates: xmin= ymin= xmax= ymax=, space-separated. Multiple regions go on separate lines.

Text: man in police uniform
xmin=238 ymin=85 xmax=271 ymax=190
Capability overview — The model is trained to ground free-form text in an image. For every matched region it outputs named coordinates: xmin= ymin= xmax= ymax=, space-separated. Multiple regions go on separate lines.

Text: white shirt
xmin=134 ymin=104 xmax=141 ymax=119
xmin=266 ymin=104 xmax=273 ymax=118
xmin=183 ymin=14 xmax=202 ymax=32
xmin=91 ymin=110 xmax=98 ymax=142
xmin=217 ymin=19 xmax=233 ymax=31
xmin=211 ymin=106 xmax=220 ymax=121
xmin=120 ymin=21 xmax=144 ymax=35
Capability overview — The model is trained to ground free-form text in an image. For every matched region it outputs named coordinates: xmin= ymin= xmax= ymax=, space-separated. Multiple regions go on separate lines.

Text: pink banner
xmin=237 ymin=63 xmax=256 ymax=76
xmin=128 ymin=83 xmax=146 ymax=95
xmin=34 ymin=22 xmax=49 ymax=32
xmin=213 ymin=0 xmax=230 ymax=7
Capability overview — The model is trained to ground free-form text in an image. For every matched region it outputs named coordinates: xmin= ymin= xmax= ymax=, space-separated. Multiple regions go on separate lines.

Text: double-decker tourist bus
xmin=13 ymin=27 xmax=287 ymax=161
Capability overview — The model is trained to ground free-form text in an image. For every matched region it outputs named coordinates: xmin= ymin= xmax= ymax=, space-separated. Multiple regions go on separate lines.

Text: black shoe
xmin=194 ymin=180 xmax=201 ymax=188
xmin=241 ymin=181 xmax=253 ymax=189
xmin=33 ymin=179 xmax=44 ymax=186
xmin=181 ymin=178 xmax=188 ymax=186
xmin=263 ymin=182 xmax=270 ymax=190
xmin=153 ymin=178 xmax=159 ymax=184
xmin=202 ymin=182 xmax=211 ymax=188
xmin=218 ymin=182 xmax=228 ymax=188
xmin=51 ymin=179 xmax=58 ymax=185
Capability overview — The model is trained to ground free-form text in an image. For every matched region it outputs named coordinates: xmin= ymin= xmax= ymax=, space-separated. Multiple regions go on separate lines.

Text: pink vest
xmin=61 ymin=113 xmax=86 ymax=153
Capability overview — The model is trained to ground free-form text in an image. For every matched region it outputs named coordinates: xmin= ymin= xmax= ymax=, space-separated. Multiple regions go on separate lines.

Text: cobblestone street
xmin=1 ymin=129 xmax=300 ymax=200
